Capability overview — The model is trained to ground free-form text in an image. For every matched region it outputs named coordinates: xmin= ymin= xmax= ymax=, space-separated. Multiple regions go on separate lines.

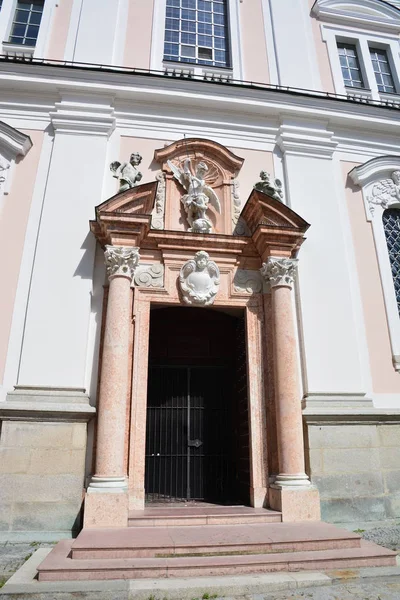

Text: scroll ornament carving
xmin=368 ymin=171 xmax=400 ymax=216
xmin=0 ymin=156 xmax=10 ymax=192
xmin=179 ymin=251 xmax=220 ymax=305
xmin=105 ymin=246 xmax=140 ymax=281
xmin=261 ymin=257 xmax=298 ymax=288
xmin=234 ymin=269 xmax=263 ymax=294
xmin=134 ymin=264 xmax=164 ymax=288
xmin=110 ymin=152 xmax=143 ymax=193
xmin=168 ymin=158 xmax=221 ymax=233
xmin=151 ymin=172 xmax=166 ymax=230
xmin=254 ymin=171 xmax=284 ymax=202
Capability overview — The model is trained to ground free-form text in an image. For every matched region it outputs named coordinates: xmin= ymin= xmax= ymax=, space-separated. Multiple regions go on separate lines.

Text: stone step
xmin=128 ymin=506 xmax=282 ymax=527
xmin=37 ymin=539 xmax=397 ymax=581
xmin=71 ymin=522 xmax=361 ymax=559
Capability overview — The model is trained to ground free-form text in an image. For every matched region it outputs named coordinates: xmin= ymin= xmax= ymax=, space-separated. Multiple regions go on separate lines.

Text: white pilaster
xmin=17 ymin=96 xmax=115 ymax=389
xmin=267 ymin=0 xmax=322 ymax=90
xmin=278 ymin=119 xmax=366 ymax=401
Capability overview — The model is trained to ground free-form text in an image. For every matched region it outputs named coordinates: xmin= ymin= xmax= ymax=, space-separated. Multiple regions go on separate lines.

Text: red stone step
xmin=71 ymin=522 xmax=361 ymax=559
xmin=128 ymin=506 xmax=282 ymax=527
xmin=37 ymin=538 xmax=397 ymax=581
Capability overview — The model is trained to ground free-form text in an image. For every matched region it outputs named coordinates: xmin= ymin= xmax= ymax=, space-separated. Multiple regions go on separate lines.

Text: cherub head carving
xmin=194 ymin=250 xmax=209 ymax=271
xmin=130 ymin=152 xmax=142 ymax=166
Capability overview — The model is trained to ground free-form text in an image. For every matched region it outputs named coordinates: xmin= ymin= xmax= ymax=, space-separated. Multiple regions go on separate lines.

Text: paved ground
xmin=0 ymin=542 xmax=54 ymax=585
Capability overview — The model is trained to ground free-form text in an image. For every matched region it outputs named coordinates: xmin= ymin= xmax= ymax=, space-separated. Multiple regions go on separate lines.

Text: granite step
xmin=37 ymin=538 xmax=397 ymax=581
xmin=71 ymin=522 xmax=362 ymax=559
xmin=128 ymin=506 xmax=282 ymax=527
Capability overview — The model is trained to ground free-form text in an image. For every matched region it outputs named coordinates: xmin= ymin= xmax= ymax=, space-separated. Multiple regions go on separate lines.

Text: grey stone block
xmin=380 ymin=447 xmax=400 ymax=470
xmin=321 ymin=497 xmax=387 ymax=524
xmin=378 ymin=424 xmax=400 ymax=447
xmin=384 ymin=470 xmax=400 ymax=494
xmin=384 ymin=494 xmax=400 ymax=519
xmin=313 ymin=472 xmax=384 ymax=499
xmin=322 ymin=447 xmax=380 ymax=474
xmin=11 ymin=501 xmax=83 ymax=532
xmin=308 ymin=425 xmax=379 ymax=449
xmin=1 ymin=422 xmax=73 ymax=449
xmin=0 ymin=474 xmax=84 ymax=504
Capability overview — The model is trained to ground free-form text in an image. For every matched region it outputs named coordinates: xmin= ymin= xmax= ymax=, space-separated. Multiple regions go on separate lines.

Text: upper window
xmin=337 ymin=43 xmax=364 ymax=88
xmin=369 ymin=47 xmax=396 ymax=94
xmin=8 ymin=0 xmax=44 ymax=47
xmin=163 ymin=0 xmax=230 ymax=68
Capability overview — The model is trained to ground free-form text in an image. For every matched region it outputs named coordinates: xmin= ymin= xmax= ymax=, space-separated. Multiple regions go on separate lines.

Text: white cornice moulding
xmin=277 ymin=123 xmax=338 ymax=158
xmin=312 ymin=0 xmax=400 ymax=33
xmin=0 ymin=120 xmax=32 ymax=158
xmin=349 ymin=155 xmax=400 ymax=186
xmin=49 ymin=100 xmax=116 ymax=137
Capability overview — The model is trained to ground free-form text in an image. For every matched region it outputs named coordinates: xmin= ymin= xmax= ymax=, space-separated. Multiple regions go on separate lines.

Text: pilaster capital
xmin=277 ymin=121 xmax=337 ymax=159
xmin=105 ymin=246 xmax=140 ymax=281
xmin=49 ymin=97 xmax=115 ymax=137
xmin=260 ymin=257 xmax=298 ymax=288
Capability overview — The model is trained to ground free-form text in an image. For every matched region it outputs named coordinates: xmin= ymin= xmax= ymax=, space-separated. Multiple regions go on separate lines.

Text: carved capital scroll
xmin=104 ymin=246 xmax=140 ymax=281
xmin=260 ymin=257 xmax=298 ymax=289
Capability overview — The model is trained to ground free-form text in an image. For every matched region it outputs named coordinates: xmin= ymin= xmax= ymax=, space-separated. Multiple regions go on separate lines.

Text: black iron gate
xmin=145 ymin=365 xmax=233 ymax=502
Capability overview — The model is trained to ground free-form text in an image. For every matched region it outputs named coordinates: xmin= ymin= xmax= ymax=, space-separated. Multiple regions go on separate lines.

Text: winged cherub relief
xmin=179 ymin=250 xmax=220 ymax=305
xmin=167 ymin=158 xmax=221 ymax=233
xmin=369 ymin=171 xmax=400 ymax=215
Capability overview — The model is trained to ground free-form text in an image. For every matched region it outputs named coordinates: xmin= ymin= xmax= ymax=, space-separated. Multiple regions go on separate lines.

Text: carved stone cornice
xmin=49 ymin=99 xmax=115 ymax=137
xmin=0 ymin=120 xmax=32 ymax=157
xmin=277 ymin=122 xmax=337 ymax=159
xmin=261 ymin=257 xmax=298 ymax=289
xmin=105 ymin=246 xmax=140 ymax=281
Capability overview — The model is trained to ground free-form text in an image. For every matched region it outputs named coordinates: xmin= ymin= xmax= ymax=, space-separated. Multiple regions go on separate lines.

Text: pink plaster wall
xmin=124 ymin=0 xmax=154 ymax=69
xmin=343 ymin=161 xmax=400 ymax=393
xmin=308 ymin=0 xmax=335 ymax=94
xmin=46 ymin=0 xmax=74 ymax=61
xmin=0 ymin=130 xmax=44 ymax=385
xmin=239 ymin=0 xmax=270 ymax=84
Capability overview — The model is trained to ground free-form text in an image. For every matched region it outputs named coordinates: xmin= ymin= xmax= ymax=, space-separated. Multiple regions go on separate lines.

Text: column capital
xmin=261 ymin=257 xmax=298 ymax=289
xmin=105 ymin=246 xmax=140 ymax=281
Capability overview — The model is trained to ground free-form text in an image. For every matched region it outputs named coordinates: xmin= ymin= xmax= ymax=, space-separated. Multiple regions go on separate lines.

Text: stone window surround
xmin=150 ymin=0 xmax=243 ymax=80
xmin=320 ymin=23 xmax=400 ymax=101
xmin=349 ymin=157 xmax=400 ymax=373
xmin=0 ymin=0 xmax=56 ymax=58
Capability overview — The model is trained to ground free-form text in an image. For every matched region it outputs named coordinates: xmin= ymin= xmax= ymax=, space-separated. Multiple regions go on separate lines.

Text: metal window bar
xmin=383 ymin=209 xmax=400 ymax=318
xmin=164 ymin=0 xmax=230 ymax=68
xmin=337 ymin=42 xmax=365 ymax=89
xmin=369 ymin=47 xmax=396 ymax=94
xmin=9 ymin=0 xmax=44 ymax=47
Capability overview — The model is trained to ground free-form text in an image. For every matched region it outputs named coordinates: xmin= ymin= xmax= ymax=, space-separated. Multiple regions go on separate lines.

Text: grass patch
xmin=0 ymin=577 xmax=7 ymax=589
xmin=353 ymin=529 xmax=365 ymax=534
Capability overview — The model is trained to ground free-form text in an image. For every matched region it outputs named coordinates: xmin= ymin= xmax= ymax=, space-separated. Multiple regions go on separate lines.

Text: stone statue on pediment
xmin=110 ymin=152 xmax=143 ymax=193
xmin=179 ymin=251 xmax=220 ymax=305
xmin=254 ymin=170 xmax=284 ymax=202
xmin=168 ymin=158 xmax=221 ymax=234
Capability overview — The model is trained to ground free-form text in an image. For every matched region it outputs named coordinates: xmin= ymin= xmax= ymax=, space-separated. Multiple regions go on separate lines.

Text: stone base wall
xmin=0 ymin=421 xmax=87 ymax=539
xmin=306 ymin=423 xmax=400 ymax=526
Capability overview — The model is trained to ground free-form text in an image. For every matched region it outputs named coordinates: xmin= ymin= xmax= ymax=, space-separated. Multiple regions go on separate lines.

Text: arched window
xmin=383 ymin=208 xmax=400 ymax=317
xmin=164 ymin=0 xmax=230 ymax=68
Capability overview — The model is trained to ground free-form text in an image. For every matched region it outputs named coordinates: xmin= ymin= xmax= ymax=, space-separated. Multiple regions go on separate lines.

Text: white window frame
xmin=321 ymin=24 xmax=400 ymax=101
xmin=349 ymin=157 xmax=400 ymax=373
xmin=150 ymin=0 xmax=243 ymax=80
xmin=0 ymin=0 xmax=57 ymax=58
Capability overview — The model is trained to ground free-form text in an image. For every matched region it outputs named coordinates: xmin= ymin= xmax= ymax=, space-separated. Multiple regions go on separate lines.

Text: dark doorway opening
xmin=145 ymin=306 xmax=250 ymax=505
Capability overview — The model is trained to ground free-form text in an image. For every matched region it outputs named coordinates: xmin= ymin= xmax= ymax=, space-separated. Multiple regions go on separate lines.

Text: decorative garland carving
xmin=151 ymin=172 xmax=166 ymax=230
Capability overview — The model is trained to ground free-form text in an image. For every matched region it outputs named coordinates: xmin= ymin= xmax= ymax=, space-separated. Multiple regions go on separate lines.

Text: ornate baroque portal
xmin=86 ymin=138 xmax=320 ymax=528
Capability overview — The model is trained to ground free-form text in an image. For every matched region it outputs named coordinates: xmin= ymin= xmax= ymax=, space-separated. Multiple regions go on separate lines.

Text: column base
xmin=84 ymin=489 xmax=129 ymax=528
xmin=274 ymin=473 xmax=311 ymax=487
xmin=269 ymin=485 xmax=321 ymax=522
xmin=87 ymin=475 xmax=128 ymax=491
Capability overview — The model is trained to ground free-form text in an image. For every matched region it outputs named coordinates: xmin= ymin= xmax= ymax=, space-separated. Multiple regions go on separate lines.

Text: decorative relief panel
xmin=233 ymin=269 xmax=264 ymax=294
xmin=368 ymin=171 xmax=400 ymax=216
xmin=0 ymin=156 xmax=10 ymax=193
xmin=151 ymin=172 xmax=166 ymax=230
xmin=134 ymin=264 xmax=164 ymax=288
xmin=179 ymin=251 xmax=220 ymax=306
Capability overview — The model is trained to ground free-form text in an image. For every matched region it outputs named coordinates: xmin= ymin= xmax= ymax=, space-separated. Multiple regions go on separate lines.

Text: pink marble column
xmin=84 ymin=246 xmax=139 ymax=528
xmin=261 ymin=257 xmax=320 ymax=521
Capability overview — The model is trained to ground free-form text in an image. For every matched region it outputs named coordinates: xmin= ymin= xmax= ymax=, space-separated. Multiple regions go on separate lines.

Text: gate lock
xmin=188 ymin=439 xmax=203 ymax=448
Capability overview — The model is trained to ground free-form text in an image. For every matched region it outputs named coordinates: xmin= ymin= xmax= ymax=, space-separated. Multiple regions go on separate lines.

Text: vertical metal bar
xmin=187 ymin=367 xmax=191 ymax=500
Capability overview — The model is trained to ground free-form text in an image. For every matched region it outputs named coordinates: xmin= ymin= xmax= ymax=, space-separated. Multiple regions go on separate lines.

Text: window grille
xmin=9 ymin=1 xmax=44 ymax=47
xmin=164 ymin=0 xmax=230 ymax=68
xmin=337 ymin=43 xmax=364 ymax=88
xmin=383 ymin=208 xmax=400 ymax=317
xmin=369 ymin=47 xmax=396 ymax=94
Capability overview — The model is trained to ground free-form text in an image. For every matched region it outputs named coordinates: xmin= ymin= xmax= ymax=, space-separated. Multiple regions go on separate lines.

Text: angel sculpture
xmin=167 ymin=158 xmax=221 ymax=233
xmin=254 ymin=170 xmax=284 ymax=202
xmin=368 ymin=171 xmax=400 ymax=214
xmin=179 ymin=251 xmax=220 ymax=306
xmin=110 ymin=152 xmax=143 ymax=193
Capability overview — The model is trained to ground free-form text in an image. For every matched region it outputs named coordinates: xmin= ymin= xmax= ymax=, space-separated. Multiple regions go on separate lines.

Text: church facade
xmin=1 ymin=0 xmax=400 ymax=539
